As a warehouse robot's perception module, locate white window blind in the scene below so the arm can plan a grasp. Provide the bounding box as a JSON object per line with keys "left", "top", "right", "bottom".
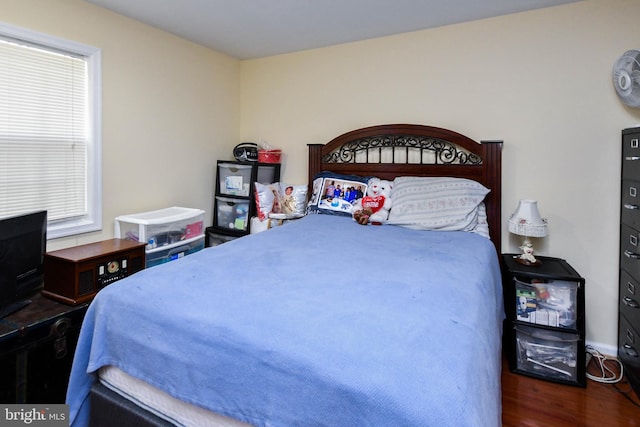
{"left": 0, "top": 23, "right": 102, "bottom": 238}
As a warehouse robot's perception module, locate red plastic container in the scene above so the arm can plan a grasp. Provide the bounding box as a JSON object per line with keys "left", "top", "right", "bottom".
{"left": 258, "top": 149, "right": 282, "bottom": 163}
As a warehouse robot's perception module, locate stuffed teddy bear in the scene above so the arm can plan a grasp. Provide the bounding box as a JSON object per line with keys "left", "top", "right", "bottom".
{"left": 352, "top": 178, "right": 393, "bottom": 225}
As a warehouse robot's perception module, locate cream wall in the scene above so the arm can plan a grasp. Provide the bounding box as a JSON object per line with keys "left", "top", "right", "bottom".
{"left": 239, "top": 0, "right": 640, "bottom": 350}
{"left": 2, "top": 0, "right": 639, "bottom": 350}
{"left": 1, "top": 0, "right": 240, "bottom": 251}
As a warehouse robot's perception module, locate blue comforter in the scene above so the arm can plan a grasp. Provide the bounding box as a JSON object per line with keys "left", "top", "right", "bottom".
{"left": 67, "top": 214, "right": 504, "bottom": 426}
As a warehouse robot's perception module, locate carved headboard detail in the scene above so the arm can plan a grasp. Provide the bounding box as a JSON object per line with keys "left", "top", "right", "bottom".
{"left": 308, "top": 124, "right": 503, "bottom": 254}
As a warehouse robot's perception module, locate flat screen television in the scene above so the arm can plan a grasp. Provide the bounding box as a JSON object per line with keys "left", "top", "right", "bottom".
{"left": 0, "top": 210, "right": 47, "bottom": 318}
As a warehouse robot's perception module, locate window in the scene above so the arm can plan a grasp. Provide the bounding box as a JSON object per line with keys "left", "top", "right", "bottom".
{"left": 0, "top": 22, "right": 102, "bottom": 239}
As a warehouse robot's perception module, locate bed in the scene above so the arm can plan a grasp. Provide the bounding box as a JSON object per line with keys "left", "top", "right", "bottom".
{"left": 67, "top": 124, "right": 504, "bottom": 427}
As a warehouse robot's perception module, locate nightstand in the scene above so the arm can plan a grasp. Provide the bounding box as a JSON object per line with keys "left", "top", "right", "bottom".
{"left": 501, "top": 254, "right": 586, "bottom": 387}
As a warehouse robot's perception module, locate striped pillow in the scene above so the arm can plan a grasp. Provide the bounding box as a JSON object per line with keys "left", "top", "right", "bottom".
{"left": 388, "top": 176, "right": 490, "bottom": 235}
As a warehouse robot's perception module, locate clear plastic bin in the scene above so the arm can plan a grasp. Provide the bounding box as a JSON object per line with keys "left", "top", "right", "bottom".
{"left": 207, "top": 231, "right": 237, "bottom": 247}
{"left": 218, "top": 163, "right": 252, "bottom": 196}
{"left": 215, "top": 197, "right": 249, "bottom": 231}
{"left": 115, "top": 206, "right": 205, "bottom": 249}
{"left": 515, "top": 324, "right": 579, "bottom": 382}
{"left": 514, "top": 279, "right": 578, "bottom": 329}
{"left": 146, "top": 235, "right": 205, "bottom": 268}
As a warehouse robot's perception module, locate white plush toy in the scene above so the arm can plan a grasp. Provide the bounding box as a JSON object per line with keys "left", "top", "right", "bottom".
{"left": 352, "top": 178, "right": 393, "bottom": 225}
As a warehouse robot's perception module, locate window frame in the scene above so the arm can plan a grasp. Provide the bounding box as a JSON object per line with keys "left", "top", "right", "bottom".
{"left": 0, "top": 22, "right": 102, "bottom": 239}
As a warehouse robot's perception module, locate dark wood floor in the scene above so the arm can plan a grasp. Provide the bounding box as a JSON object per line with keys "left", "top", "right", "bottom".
{"left": 502, "top": 356, "right": 640, "bottom": 426}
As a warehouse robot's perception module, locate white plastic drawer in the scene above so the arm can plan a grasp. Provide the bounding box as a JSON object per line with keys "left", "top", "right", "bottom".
{"left": 218, "top": 163, "right": 252, "bottom": 196}
{"left": 115, "top": 207, "right": 204, "bottom": 247}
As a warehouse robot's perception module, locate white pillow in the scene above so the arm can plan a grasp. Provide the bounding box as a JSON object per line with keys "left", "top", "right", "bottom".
{"left": 388, "top": 176, "right": 490, "bottom": 235}
{"left": 254, "top": 182, "right": 278, "bottom": 221}
{"left": 470, "top": 202, "right": 489, "bottom": 239}
{"left": 255, "top": 182, "right": 308, "bottom": 220}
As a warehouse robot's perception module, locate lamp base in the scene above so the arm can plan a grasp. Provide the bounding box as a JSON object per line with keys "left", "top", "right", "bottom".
{"left": 515, "top": 237, "right": 542, "bottom": 267}
{"left": 515, "top": 256, "right": 542, "bottom": 267}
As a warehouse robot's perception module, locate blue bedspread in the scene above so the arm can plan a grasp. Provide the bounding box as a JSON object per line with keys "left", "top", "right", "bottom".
{"left": 67, "top": 214, "right": 504, "bottom": 426}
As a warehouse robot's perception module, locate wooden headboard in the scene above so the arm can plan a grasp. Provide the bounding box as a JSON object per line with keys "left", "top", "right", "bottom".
{"left": 308, "top": 124, "right": 503, "bottom": 254}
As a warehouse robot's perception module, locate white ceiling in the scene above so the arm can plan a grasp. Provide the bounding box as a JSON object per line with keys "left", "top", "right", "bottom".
{"left": 87, "top": 0, "right": 581, "bottom": 60}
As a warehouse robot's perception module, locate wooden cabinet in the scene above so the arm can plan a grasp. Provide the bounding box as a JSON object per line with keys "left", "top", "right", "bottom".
{"left": 619, "top": 126, "right": 640, "bottom": 397}
{"left": 42, "top": 239, "right": 146, "bottom": 305}
{"left": 502, "top": 254, "right": 586, "bottom": 387}
{"left": 208, "top": 161, "right": 280, "bottom": 242}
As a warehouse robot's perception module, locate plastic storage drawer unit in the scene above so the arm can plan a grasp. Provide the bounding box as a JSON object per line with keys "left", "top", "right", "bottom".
{"left": 515, "top": 324, "right": 580, "bottom": 383}
{"left": 211, "top": 160, "right": 281, "bottom": 237}
{"left": 115, "top": 206, "right": 205, "bottom": 267}
{"left": 502, "top": 254, "right": 586, "bottom": 387}
{"left": 115, "top": 207, "right": 204, "bottom": 245}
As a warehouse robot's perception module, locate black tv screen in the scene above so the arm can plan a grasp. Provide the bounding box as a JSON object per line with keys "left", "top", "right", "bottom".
{"left": 0, "top": 210, "right": 47, "bottom": 315}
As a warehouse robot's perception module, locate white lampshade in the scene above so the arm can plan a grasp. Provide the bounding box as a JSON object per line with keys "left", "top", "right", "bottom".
{"left": 508, "top": 199, "right": 547, "bottom": 238}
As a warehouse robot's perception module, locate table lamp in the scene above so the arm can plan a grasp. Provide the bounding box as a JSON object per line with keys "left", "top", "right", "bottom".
{"left": 508, "top": 199, "right": 547, "bottom": 266}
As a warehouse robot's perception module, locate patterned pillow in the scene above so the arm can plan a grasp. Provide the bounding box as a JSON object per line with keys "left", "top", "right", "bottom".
{"left": 471, "top": 202, "right": 489, "bottom": 239}
{"left": 255, "top": 182, "right": 308, "bottom": 220}
{"left": 387, "top": 176, "right": 490, "bottom": 235}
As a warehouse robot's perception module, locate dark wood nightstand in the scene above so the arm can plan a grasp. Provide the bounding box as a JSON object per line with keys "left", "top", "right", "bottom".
{"left": 501, "top": 254, "right": 586, "bottom": 387}
{"left": 0, "top": 292, "right": 89, "bottom": 403}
